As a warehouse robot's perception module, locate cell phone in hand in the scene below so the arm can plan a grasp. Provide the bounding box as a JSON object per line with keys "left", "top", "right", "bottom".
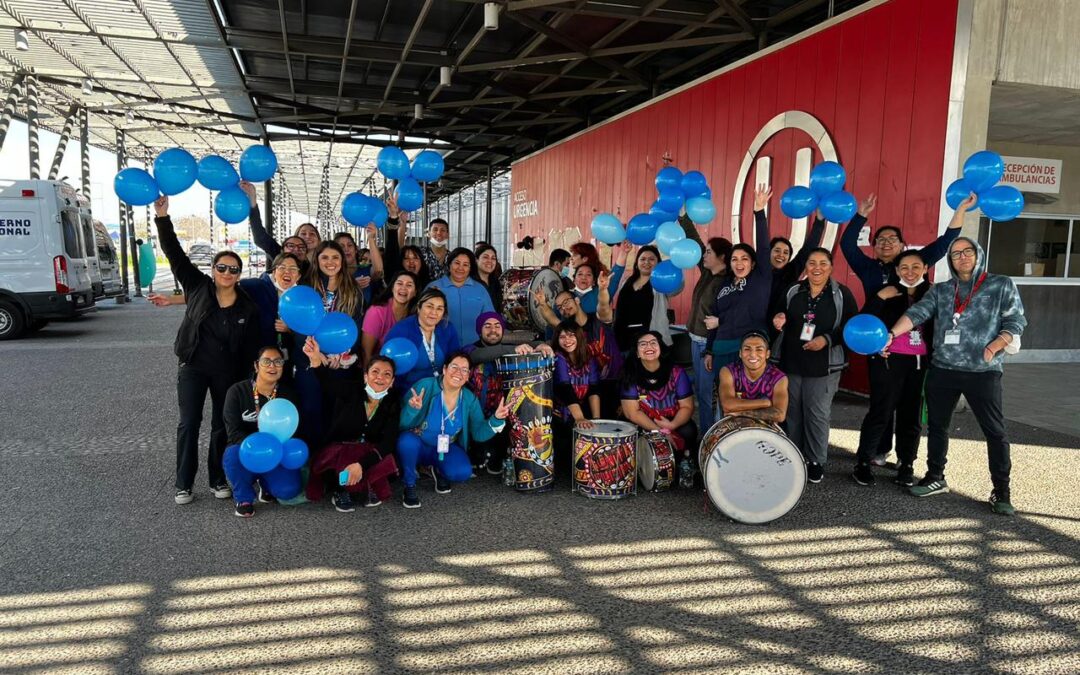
{"left": 339, "top": 470, "right": 349, "bottom": 486}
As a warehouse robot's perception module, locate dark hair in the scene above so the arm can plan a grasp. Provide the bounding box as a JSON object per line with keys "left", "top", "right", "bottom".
{"left": 706, "top": 237, "right": 732, "bottom": 261}
{"left": 270, "top": 252, "right": 302, "bottom": 271}
{"left": 574, "top": 261, "right": 598, "bottom": 285}
{"left": 282, "top": 235, "right": 306, "bottom": 250}
{"left": 442, "top": 349, "right": 472, "bottom": 374}
{"left": 400, "top": 244, "right": 430, "bottom": 286}
{"left": 255, "top": 344, "right": 284, "bottom": 361}
{"left": 727, "top": 243, "right": 757, "bottom": 274}
{"left": 305, "top": 241, "right": 361, "bottom": 316}
{"left": 873, "top": 225, "right": 904, "bottom": 243}
{"left": 429, "top": 217, "right": 449, "bottom": 230}
{"left": 549, "top": 248, "right": 571, "bottom": 266}
{"left": 768, "top": 236, "right": 793, "bottom": 256}
{"left": 621, "top": 330, "right": 673, "bottom": 393}
{"left": 366, "top": 354, "right": 396, "bottom": 375}
{"left": 805, "top": 247, "right": 833, "bottom": 263}
{"left": 552, "top": 319, "right": 589, "bottom": 367}
{"left": 332, "top": 232, "right": 359, "bottom": 266}
{"left": 414, "top": 287, "right": 448, "bottom": 314}
{"left": 896, "top": 249, "right": 925, "bottom": 265}
{"left": 740, "top": 330, "right": 771, "bottom": 349}
{"left": 373, "top": 270, "right": 420, "bottom": 309}
{"left": 626, "top": 245, "right": 661, "bottom": 287}
{"left": 212, "top": 250, "right": 242, "bottom": 271}
{"left": 447, "top": 247, "right": 480, "bottom": 281}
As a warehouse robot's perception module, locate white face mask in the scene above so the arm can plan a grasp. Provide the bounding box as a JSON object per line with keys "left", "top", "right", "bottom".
{"left": 575, "top": 286, "right": 593, "bottom": 295}
{"left": 365, "top": 384, "right": 389, "bottom": 400}
{"left": 430, "top": 237, "right": 449, "bottom": 248}
{"left": 899, "top": 277, "right": 925, "bottom": 289}
{"left": 561, "top": 266, "right": 572, "bottom": 278}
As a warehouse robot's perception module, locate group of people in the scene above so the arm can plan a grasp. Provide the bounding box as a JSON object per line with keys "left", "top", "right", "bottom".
{"left": 153, "top": 179, "right": 1026, "bottom": 518}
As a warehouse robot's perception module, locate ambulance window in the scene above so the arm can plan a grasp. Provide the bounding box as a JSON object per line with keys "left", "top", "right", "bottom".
{"left": 60, "top": 210, "right": 81, "bottom": 258}
{"left": 80, "top": 215, "right": 96, "bottom": 258}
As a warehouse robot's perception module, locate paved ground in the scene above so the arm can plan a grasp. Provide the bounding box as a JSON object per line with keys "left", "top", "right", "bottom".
{"left": 0, "top": 302, "right": 1077, "bottom": 674}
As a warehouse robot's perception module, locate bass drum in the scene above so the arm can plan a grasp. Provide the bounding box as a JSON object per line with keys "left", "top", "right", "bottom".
{"left": 699, "top": 415, "right": 806, "bottom": 524}
{"left": 500, "top": 267, "right": 566, "bottom": 332}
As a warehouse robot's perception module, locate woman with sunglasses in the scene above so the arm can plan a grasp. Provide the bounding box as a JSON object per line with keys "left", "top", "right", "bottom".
{"left": 154, "top": 196, "right": 261, "bottom": 506}
{"left": 383, "top": 288, "right": 460, "bottom": 392}
{"left": 221, "top": 346, "right": 303, "bottom": 517}
{"left": 397, "top": 351, "right": 511, "bottom": 508}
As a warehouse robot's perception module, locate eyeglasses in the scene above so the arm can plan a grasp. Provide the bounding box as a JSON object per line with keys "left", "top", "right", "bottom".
{"left": 214, "top": 263, "right": 241, "bottom": 275}
{"left": 445, "top": 363, "right": 470, "bottom": 374}
{"left": 949, "top": 247, "right": 977, "bottom": 260}
{"left": 275, "top": 265, "right": 301, "bottom": 274}
{"left": 637, "top": 340, "right": 660, "bottom": 349}
{"left": 875, "top": 236, "right": 901, "bottom": 245}
{"left": 283, "top": 242, "right": 307, "bottom": 252}
{"left": 557, "top": 298, "right": 577, "bottom": 311}
{"left": 258, "top": 357, "right": 285, "bottom": 367}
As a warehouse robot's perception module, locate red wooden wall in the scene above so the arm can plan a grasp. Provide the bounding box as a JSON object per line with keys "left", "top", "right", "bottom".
{"left": 510, "top": 0, "right": 959, "bottom": 320}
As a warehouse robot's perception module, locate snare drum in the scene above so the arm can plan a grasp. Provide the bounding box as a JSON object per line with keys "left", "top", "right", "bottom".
{"left": 573, "top": 420, "right": 637, "bottom": 499}
{"left": 699, "top": 415, "right": 805, "bottom": 524}
{"left": 496, "top": 353, "right": 555, "bottom": 492}
{"left": 637, "top": 431, "right": 676, "bottom": 492}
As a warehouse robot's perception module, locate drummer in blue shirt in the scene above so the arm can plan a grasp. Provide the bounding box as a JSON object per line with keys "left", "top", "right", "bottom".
{"left": 426, "top": 247, "right": 495, "bottom": 345}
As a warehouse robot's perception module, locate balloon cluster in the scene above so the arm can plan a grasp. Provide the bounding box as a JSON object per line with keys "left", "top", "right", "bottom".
{"left": 239, "top": 398, "right": 309, "bottom": 474}
{"left": 278, "top": 286, "right": 359, "bottom": 354}
{"left": 945, "top": 150, "right": 1024, "bottom": 222}
{"left": 780, "top": 162, "right": 857, "bottom": 222}
{"left": 113, "top": 146, "right": 279, "bottom": 226}
{"left": 355, "top": 146, "right": 446, "bottom": 218}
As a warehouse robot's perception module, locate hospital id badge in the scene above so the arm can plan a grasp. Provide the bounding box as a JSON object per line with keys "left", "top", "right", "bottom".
{"left": 944, "top": 329, "right": 961, "bottom": 345}
{"left": 437, "top": 433, "right": 450, "bottom": 458}
{"left": 800, "top": 323, "right": 816, "bottom": 341}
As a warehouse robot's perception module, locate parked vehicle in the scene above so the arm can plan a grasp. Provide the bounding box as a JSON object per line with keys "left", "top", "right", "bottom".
{"left": 92, "top": 220, "right": 124, "bottom": 298}
{"left": 76, "top": 194, "right": 104, "bottom": 299}
{"left": 189, "top": 243, "right": 214, "bottom": 269}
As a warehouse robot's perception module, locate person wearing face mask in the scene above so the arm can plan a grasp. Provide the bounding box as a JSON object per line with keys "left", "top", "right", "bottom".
{"left": 886, "top": 222, "right": 1026, "bottom": 515}
{"left": 426, "top": 247, "right": 495, "bottom": 345}
{"left": 548, "top": 249, "right": 572, "bottom": 281}
{"left": 361, "top": 270, "right": 419, "bottom": 365}
{"left": 397, "top": 352, "right": 511, "bottom": 508}
{"left": 419, "top": 218, "right": 452, "bottom": 280}
{"left": 853, "top": 250, "right": 935, "bottom": 488}
{"left": 718, "top": 331, "right": 788, "bottom": 422}
{"left": 303, "top": 339, "right": 402, "bottom": 512}
{"left": 221, "top": 346, "right": 303, "bottom": 518}
{"left": 154, "top": 196, "right": 261, "bottom": 506}
{"left": 384, "top": 288, "right": 460, "bottom": 392}
{"left": 474, "top": 244, "right": 504, "bottom": 311}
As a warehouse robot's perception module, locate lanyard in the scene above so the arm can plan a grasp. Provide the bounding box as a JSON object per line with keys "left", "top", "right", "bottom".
{"left": 252, "top": 380, "right": 276, "bottom": 414}
{"left": 952, "top": 273, "right": 987, "bottom": 324}
{"left": 421, "top": 330, "right": 437, "bottom": 373}
{"left": 803, "top": 286, "right": 825, "bottom": 322}
{"left": 438, "top": 390, "right": 460, "bottom": 435}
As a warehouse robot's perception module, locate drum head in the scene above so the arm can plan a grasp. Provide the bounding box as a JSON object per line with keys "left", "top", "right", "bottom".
{"left": 636, "top": 435, "right": 656, "bottom": 491}
{"left": 704, "top": 427, "right": 806, "bottom": 525}
{"left": 528, "top": 267, "right": 566, "bottom": 331}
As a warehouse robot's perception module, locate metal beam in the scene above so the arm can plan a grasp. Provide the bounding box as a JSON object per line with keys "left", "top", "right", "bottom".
{"left": 48, "top": 104, "right": 80, "bottom": 181}
{"left": 26, "top": 74, "right": 39, "bottom": 180}
{"left": 223, "top": 27, "right": 455, "bottom": 68}
{"left": 80, "top": 108, "right": 90, "bottom": 205}
{"left": 116, "top": 130, "right": 130, "bottom": 299}
{"left": 0, "top": 73, "right": 25, "bottom": 153}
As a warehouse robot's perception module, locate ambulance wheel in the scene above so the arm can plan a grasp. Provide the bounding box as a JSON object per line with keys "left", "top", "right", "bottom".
{"left": 0, "top": 300, "right": 25, "bottom": 340}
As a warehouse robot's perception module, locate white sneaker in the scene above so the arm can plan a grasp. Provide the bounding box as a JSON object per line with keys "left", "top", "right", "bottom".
{"left": 175, "top": 489, "right": 194, "bottom": 505}
{"left": 211, "top": 484, "right": 232, "bottom": 499}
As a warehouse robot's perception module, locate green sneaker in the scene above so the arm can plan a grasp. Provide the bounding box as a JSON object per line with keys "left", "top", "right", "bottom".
{"left": 990, "top": 491, "right": 1015, "bottom": 516}
{"left": 910, "top": 477, "right": 949, "bottom": 497}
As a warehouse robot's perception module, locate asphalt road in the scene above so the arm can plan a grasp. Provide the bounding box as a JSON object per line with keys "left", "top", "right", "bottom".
{"left": 0, "top": 302, "right": 1077, "bottom": 674}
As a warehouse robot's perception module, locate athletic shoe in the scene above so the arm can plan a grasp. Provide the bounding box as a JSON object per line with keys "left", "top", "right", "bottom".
{"left": 807, "top": 462, "right": 824, "bottom": 484}
{"left": 869, "top": 453, "right": 890, "bottom": 467}
{"left": 257, "top": 484, "right": 276, "bottom": 504}
{"left": 402, "top": 485, "right": 421, "bottom": 509}
{"left": 430, "top": 467, "right": 452, "bottom": 494}
{"left": 211, "top": 484, "right": 232, "bottom": 499}
{"left": 910, "top": 477, "right": 949, "bottom": 497}
{"left": 234, "top": 502, "right": 254, "bottom": 518}
{"left": 894, "top": 464, "right": 915, "bottom": 487}
{"left": 364, "top": 492, "right": 383, "bottom": 508}
{"left": 175, "top": 489, "right": 194, "bottom": 505}
{"left": 851, "top": 463, "right": 875, "bottom": 487}
{"left": 332, "top": 490, "right": 355, "bottom": 513}
{"left": 486, "top": 459, "right": 503, "bottom": 476}
{"left": 990, "top": 490, "right": 1015, "bottom": 516}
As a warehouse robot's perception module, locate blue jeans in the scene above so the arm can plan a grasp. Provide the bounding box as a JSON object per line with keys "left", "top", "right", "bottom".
{"left": 223, "top": 444, "right": 303, "bottom": 504}
{"left": 690, "top": 336, "right": 715, "bottom": 433}
{"left": 396, "top": 431, "right": 472, "bottom": 487}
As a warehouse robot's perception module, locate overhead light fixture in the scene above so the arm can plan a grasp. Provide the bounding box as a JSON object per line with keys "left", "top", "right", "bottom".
{"left": 439, "top": 66, "right": 452, "bottom": 87}
{"left": 15, "top": 28, "right": 29, "bottom": 51}
{"left": 414, "top": 103, "right": 424, "bottom": 120}
{"left": 82, "top": 78, "right": 93, "bottom": 95}
{"left": 483, "top": 3, "right": 499, "bottom": 31}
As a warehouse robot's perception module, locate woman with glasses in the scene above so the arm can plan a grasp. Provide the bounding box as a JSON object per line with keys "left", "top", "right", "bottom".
{"left": 221, "top": 346, "right": 303, "bottom": 518}
{"left": 154, "top": 196, "right": 261, "bottom": 506}
{"left": 426, "top": 247, "right": 495, "bottom": 345}
{"left": 621, "top": 330, "right": 697, "bottom": 467}
{"left": 242, "top": 181, "right": 320, "bottom": 270}
{"left": 383, "top": 288, "right": 460, "bottom": 392}
{"left": 397, "top": 351, "right": 510, "bottom": 508}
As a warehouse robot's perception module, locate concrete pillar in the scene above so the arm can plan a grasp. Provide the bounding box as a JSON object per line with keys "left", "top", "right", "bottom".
{"left": 26, "top": 74, "right": 39, "bottom": 179}
{"left": 0, "top": 73, "right": 25, "bottom": 153}
{"left": 48, "top": 105, "right": 79, "bottom": 181}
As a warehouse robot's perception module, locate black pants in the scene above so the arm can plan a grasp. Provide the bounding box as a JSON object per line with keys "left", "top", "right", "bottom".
{"left": 471, "top": 427, "right": 509, "bottom": 468}
{"left": 924, "top": 366, "right": 1011, "bottom": 491}
{"left": 176, "top": 364, "right": 232, "bottom": 490}
{"left": 857, "top": 355, "right": 926, "bottom": 466}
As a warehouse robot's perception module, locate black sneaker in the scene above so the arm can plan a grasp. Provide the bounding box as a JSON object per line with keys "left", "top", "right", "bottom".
{"left": 894, "top": 464, "right": 915, "bottom": 487}
{"left": 852, "top": 463, "right": 875, "bottom": 486}
{"left": 364, "top": 491, "right": 382, "bottom": 508}
{"left": 430, "top": 467, "right": 452, "bottom": 494}
{"left": 990, "top": 490, "right": 1015, "bottom": 516}
{"left": 807, "top": 462, "right": 824, "bottom": 484}
{"left": 175, "top": 489, "right": 194, "bottom": 505}
{"left": 402, "top": 485, "right": 421, "bottom": 509}
{"left": 910, "top": 476, "right": 949, "bottom": 497}
{"left": 332, "top": 490, "right": 355, "bottom": 513}
{"left": 211, "top": 484, "right": 232, "bottom": 499}
{"left": 485, "top": 455, "right": 503, "bottom": 475}
{"left": 257, "top": 484, "right": 276, "bottom": 504}
{"left": 234, "top": 502, "right": 254, "bottom": 518}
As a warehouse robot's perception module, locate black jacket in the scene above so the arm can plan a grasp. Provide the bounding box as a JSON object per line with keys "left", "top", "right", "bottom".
{"left": 223, "top": 379, "right": 299, "bottom": 445}
{"left": 155, "top": 215, "right": 261, "bottom": 371}
{"left": 863, "top": 279, "right": 935, "bottom": 359}
{"left": 776, "top": 279, "right": 858, "bottom": 377}
{"left": 314, "top": 367, "right": 401, "bottom": 459}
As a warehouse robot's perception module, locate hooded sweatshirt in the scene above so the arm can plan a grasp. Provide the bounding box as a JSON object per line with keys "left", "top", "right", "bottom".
{"left": 903, "top": 237, "right": 1026, "bottom": 373}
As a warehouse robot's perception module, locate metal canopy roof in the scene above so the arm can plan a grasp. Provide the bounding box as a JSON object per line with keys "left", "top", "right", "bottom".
{"left": 0, "top": 0, "right": 870, "bottom": 219}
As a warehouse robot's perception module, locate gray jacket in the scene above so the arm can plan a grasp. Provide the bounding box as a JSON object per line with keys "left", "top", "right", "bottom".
{"left": 904, "top": 237, "right": 1026, "bottom": 373}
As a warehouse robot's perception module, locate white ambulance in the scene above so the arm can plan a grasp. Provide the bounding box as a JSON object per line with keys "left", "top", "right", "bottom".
{"left": 0, "top": 179, "right": 98, "bottom": 339}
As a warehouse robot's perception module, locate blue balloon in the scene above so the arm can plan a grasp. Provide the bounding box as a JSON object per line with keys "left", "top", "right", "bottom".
{"left": 197, "top": 155, "right": 239, "bottom": 191}
{"left": 342, "top": 192, "right": 376, "bottom": 226}
{"left": 114, "top": 168, "right": 159, "bottom": 206}
{"left": 280, "top": 438, "right": 309, "bottom": 471}
{"left": 963, "top": 150, "right": 1004, "bottom": 193}
{"left": 779, "top": 186, "right": 818, "bottom": 219}
{"left": 655, "top": 166, "right": 683, "bottom": 192}
{"left": 395, "top": 177, "right": 424, "bottom": 212}
{"left": 818, "top": 190, "right": 858, "bottom": 223}
{"left": 978, "top": 185, "right": 1024, "bottom": 222}
{"left": 656, "top": 188, "right": 685, "bottom": 214}
{"left": 258, "top": 398, "right": 299, "bottom": 443}
{"left": 380, "top": 337, "right": 418, "bottom": 374}
{"left": 669, "top": 238, "right": 702, "bottom": 269}
{"left": 650, "top": 260, "right": 683, "bottom": 294}
{"left": 377, "top": 146, "right": 410, "bottom": 180}
{"left": 370, "top": 199, "right": 389, "bottom": 228}
{"left": 649, "top": 202, "right": 677, "bottom": 223}
{"left": 702, "top": 187, "right": 712, "bottom": 200}
{"left": 152, "top": 148, "right": 197, "bottom": 196}
{"left": 214, "top": 186, "right": 250, "bottom": 224}
{"left": 685, "top": 197, "right": 716, "bottom": 224}
{"left": 239, "top": 145, "right": 278, "bottom": 182}
{"left": 626, "top": 213, "right": 660, "bottom": 245}
{"left": 655, "top": 221, "right": 685, "bottom": 255}
{"left": 680, "top": 170, "right": 708, "bottom": 198}
{"left": 809, "top": 161, "right": 846, "bottom": 196}
{"left": 946, "top": 179, "right": 979, "bottom": 211}
{"left": 279, "top": 285, "right": 326, "bottom": 335}
{"left": 843, "top": 314, "right": 889, "bottom": 356}
{"left": 411, "top": 150, "right": 445, "bottom": 183}
{"left": 591, "top": 212, "right": 625, "bottom": 245}
{"left": 239, "top": 432, "right": 283, "bottom": 474}
{"left": 315, "top": 311, "right": 359, "bottom": 355}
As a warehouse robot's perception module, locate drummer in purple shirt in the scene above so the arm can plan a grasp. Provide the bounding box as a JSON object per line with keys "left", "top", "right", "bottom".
{"left": 718, "top": 331, "right": 789, "bottom": 424}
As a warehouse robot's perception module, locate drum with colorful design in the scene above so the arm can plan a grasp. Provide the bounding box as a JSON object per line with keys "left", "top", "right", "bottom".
{"left": 496, "top": 353, "right": 555, "bottom": 492}
{"left": 573, "top": 420, "right": 637, "bottom": 499}
{"left": 500, "top": 267, "right": 564, "bottom": 333}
